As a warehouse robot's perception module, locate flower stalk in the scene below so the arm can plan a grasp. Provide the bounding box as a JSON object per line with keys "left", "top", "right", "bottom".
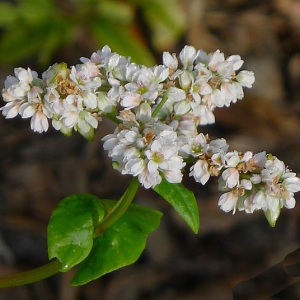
{"left": 0, "top": 259, "right": 62, "bottom": 288}
{"left": 94, "top": 177, "right": 140, "bottom": 237}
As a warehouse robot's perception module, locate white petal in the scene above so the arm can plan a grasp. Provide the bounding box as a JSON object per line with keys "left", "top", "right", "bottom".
{"left": 189, "top": 160, "right": 210, "bottom": 185}
{"left": 83, "top": 92, "right": 97, "bottom": 109}
{"left": 30, "top": 112, "right": 49, "bottom": 133}
{"left": 218, "top": 192, "right": 238, "bottom": 213}
{"left": 283, "top": 177, "right": 300, "bottom": 193}
{"left": 167, "top": 87, "right": 186, "bottom": 102}
{"left": 162, "top": 51, "right": 178, "bottom": 70}
{"left": 121, "top": 92, "right": 141, "bottom": 109}
{"left": 236, "top": 70, "right": 255, "bottom": 88}
{"left": 222, "top": 168, "right": 239, "bottom": 188}
{"left": 211, "top": 89, "right": 226, "bottom": 107}
{"left": 20, "top": 104, "right": 36, "bottom": 118}
{"left": 1, "top": 101, "right": 20, "bottom": 118}
{"left": 179, "top": 45, "right": 197, "bottom": 68}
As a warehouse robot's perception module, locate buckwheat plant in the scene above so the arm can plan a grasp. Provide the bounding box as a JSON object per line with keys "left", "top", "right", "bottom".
{"left": 1, "top": 45, "right": 300, "bottom": 288}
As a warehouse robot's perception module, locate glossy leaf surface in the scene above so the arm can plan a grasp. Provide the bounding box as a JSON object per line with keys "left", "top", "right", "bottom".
{"left": 153, "top": 178, "right": 200, "bottom": 234}
{"left": 71, "top": 200, "right": 162, "bottom": 285}
{"left": 48, "top": 194, "right": 105, "bottom": 271}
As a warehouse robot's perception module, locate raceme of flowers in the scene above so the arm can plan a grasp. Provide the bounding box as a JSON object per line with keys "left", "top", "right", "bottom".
{"left": 1, "top": 45, "right": 299, "bottom": 225}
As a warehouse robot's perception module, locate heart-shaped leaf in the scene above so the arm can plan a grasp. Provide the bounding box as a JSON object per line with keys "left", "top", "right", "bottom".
{"left": 48, "top": 194, "right": 105, "bottom": 271}
{"left": 71, "top": 200, "right": 162, "bottom": 285}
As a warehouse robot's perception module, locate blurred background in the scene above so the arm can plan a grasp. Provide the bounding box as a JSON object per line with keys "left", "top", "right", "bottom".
{"left": 1, "top": 0, "right": 300, "bottom": 299}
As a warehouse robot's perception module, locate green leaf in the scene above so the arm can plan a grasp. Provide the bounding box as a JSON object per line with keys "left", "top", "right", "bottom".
{"left": 48, "top": 194, "right": 105, "bottom": 272}
{"left": 71, "top": 200, "right": 162, "bottom": 285}
{"left": 153, "top": 178, "right": 200, "bottom": 234}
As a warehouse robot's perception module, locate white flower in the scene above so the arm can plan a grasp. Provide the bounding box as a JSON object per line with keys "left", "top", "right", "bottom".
{"left": 19, "top": 102, "right": 50, "bottom": 133}
{"left": 96, "top": 92, "right": 116, "bottom": 114}
{"left": 211, "top": 156, "right": 226, "bottom": 176}
{"left": 120, "top": 67, "right": 163, "bottom": 109}
{"left": 19, "top": 102, "right": 36, "bottom": 118}
{"left": 144, "top": 130, "right": 185, "bottom": 185}
{"left": 0, "top": 101, "right": 21, "bottom": 118}
{"left": 253, "top": 151, "right": 267, "bottom": 168}
{"left": 166, "top": 87, "right": 186, "bottom": 103}
{"left": 180, "top": 133, "right": 208, "bottom": 157}
{"left": 123, "top": 148, "right": 145, "bottom": 176}
{"left": 239, "top": 193, "right": 262, "bottom": 213}
{"left": 241, "top": 179, "right": 252, "bottom": 190}
{"left": 207, "top": 50, "right": 225, "bottom": 72}
{"left": 190, "top": 160, "right": 210, "bottom": 185}
{"left": 190, "top": 79, "right": 212, "bottom": 103}
{"left": 220, "top": 82, "right": 243, "bottom": 106}
{"left": 190, "top": 103, "right": 215, "bottom": 125}
{"left": 179, "top": 45, "right": 198, "bottom": 70}
{"left": 102, "top": 132, "right": 119, "bottom": 152}
{"left": 173, "top": 100, "right": 191, "bottom": 116}
{"left": 44, "top": 85, "right": 64, "bottom": 115}
{"left": 226, "top": 55, "right": 244, "bottom": 71}
{"left": 75, "top": 59, "right": 100, "bottom": 79}
{"left": 236, "top": 70, "right": 255, "bottom": 88}
{"left": 162, "top": 51, "right": 178, "bottom": 71}
{"left": 221, "top": 167, "right": 239, "bottom": 188}
{"left": 121, "top": 92, "right": 142, "bottom": 109}
{"left": 151, "top": 65, "right": 169, "bottom": 83}
{"left": 250, "top": 174, "right": 262, "bottom": 184}
{"left": 61, "top": 99, "right": 98, "bottom": 139}
{"left": 178, "top": 70, "right": 193, "bottom": 90}
{"left": 261, "top": 157, "right": 285, "bottom": 183}
{"left": 42, "top": 63, "right": 68, "bottom": 85}
{"left": 281, "top": 172, "right": 300, "bottom": 193}
{"left": 209, "top": 138, "right": 229, "bottom": 155}
{"left": 218, "top": 191, "right": 238, "bottom": 213}
{"left": 177, "top": 117, "right": 198, "bottom": 137}
{"left": 69, "top": 65, "right": 101, "bottom": 92}
{"left": 2, "top": 68, "right": 39, "bottom": 103}
{"left": 30, "top": 110, "right": 49, "bottom": 133}
{"left": 15, "top": 67, "right": 37, "bottom": 83}
{"left": 135, "top": 102, "right": 152, "bottom": 123}
{"left": 89, "top": 45, "right": 113, "bottom": 65}
{"left": 138, "top": 168, "right": 162, "bottom": 189}
{"left": 224, "top": 150, "right": 240, "bottom": 167}
{"left": 281, "top": 190, "right": 296, "bottom": 209}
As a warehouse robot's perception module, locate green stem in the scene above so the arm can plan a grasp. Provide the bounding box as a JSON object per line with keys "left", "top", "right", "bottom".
{"left": 94, "top": 177, "right": 140, "bottom": 237}
{"left": 0, "top": 178, "right": 140, "bottom": 288}
{"left": 0, "top": 259, "right": 62, "bottom": 288}
{"left": 152, "top": 92, "right": 168, "bottom": 118}
{"left": 103, "top": 112, "right": 122, "bottom": 124}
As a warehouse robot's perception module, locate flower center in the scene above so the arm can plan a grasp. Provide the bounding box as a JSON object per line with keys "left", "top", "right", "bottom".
{"left": 57, "top": 78, "right": 80, "bottom": 97}
{"left": 152, "top": 151, "right": 164, "bottom": 163}
{"left": 208, "top": 76, "right": 221, "bottom": 89}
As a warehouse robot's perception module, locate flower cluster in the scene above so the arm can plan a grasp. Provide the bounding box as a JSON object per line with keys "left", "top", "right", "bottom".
{"left": 189, "top": 138, "right": 300, "bottom": 226}
{"left": 1, "top": 45, "right": 299, "bottom": 225}
{"left": 1, "top": 45, "right": 254, "bottom": 137}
